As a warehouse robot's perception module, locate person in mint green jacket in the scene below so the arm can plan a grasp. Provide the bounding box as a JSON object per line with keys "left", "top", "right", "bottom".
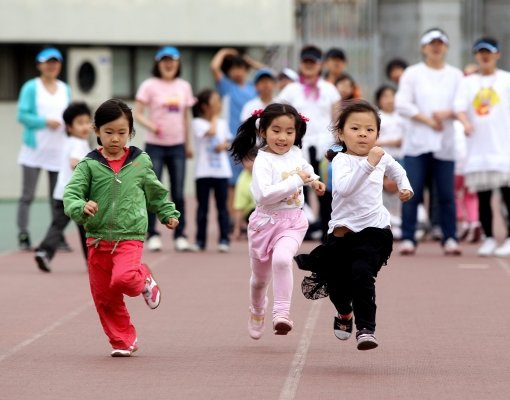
{"left": 16, "top": 47, "right": 72, "bottom": 251}
{"left": 64, "top": 99, "right": 180, "bottom": 357}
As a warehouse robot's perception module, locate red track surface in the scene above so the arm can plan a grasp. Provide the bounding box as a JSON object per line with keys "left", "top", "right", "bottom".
{"left": 1, "top": 231, "right": 510, "bottom": 399}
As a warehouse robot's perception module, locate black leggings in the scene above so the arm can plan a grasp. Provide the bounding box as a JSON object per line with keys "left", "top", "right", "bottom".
{"left": 477, "top": 187, "right": 510, "bottom": 238}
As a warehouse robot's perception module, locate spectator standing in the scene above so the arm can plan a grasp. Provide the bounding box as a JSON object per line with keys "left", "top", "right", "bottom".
{"left": 455, "top": 37, "right": 510, "bottom": 256}
{"left": 190, "top": 89, "right": 232, "bottom": 252}
{"left": 134, "top": 46, "right": 195, "bottom": 252}
{"left": 16, "top": 47, "right": 71, "bottom": 251}
{"left": 240, "top": 68, "right": 276, "bottom": 123}
{"left": 395, "top": 28, "right": 463, "bottom": 256}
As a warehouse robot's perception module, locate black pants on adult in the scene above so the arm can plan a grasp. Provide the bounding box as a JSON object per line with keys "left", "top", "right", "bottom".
{"left": 36, "top": 200, "right": 87, "bottom": 261}
{"left": 323, "top": 227, "right": 393, "bottom": 332}
{"left": 477, "top": 187, "right": 510, "bottom": 238}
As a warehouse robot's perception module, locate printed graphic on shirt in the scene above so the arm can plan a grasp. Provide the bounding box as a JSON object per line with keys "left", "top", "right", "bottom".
{"left": 282, "top": 168, "right": 303, "bottom": 206}
{"left": 164, "top": 96, "right": 181, "bottom": 112}
{"left": 472, "top": 87, "right": 499, "bottom": 116}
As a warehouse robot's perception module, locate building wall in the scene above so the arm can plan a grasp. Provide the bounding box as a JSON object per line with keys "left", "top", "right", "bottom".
{"left": 0, "top": 0, "right": 295, "bottom": 46}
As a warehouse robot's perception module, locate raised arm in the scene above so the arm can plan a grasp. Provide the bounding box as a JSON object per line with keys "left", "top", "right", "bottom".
{"left": 210, "top": 48, "right": 239, "bottom": 82}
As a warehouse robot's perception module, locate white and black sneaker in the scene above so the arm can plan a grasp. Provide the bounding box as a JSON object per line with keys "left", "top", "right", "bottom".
{"left": 356, "top": 328, "right": 378, "bottom": 350}
{"left": 35, "top": 250, "right": 51, "bottom": 273}
{"left": 333, "top": 314, "right": 353, "bottom": 340}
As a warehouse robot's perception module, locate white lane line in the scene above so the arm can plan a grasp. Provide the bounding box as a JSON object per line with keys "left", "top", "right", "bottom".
{"left": 279, "top": 300, "right": 322, "bottom": 400}
{"left": 495, "top": 258, "right": 510, "bottom": 276}
{"left": 0, "top": 301, "right": 93, "bottom": 363}
{"left": 458, "top": 263, "right": 489, "bottom": 270}
{"left": 0, "top": 253, "right": 170, "bottom": 363}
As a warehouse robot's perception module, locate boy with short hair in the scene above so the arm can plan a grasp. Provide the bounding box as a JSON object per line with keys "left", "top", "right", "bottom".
{"left": 34, "top": 102, "right": 92, "bottom": 272}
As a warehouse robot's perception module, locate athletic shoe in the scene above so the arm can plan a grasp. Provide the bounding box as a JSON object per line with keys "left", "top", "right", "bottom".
{"left": 218, "top": 243, "right": 230, "bottom": 253}
{"left": 478, "top": 237, "right": 497, "bottom": 257}
{"left": 399, "top": 240, "right": 416, "bottom": 256}
{"left": 188, "top": 243, "right": 205, "bottom": 252}
{"left": 174, "top": 236, "right": 191, "bottom": 252}
{"left": 111, "top": 340, "right": 138, "bottom": 357}
{"left": 273, "top": 316, "right": 293, "bottom": 335}
{"left": 18, "top": 232, "right": 31, "bottom": 251}
{"left": 146, "top": 235, "right": 162, "bottom": 252}
{"left": 356, "top": 329, "right": 378, "bottom": 351}
{"left": 248, "top": 312, "right": 265, "bottom": 340}
{"left": 34, "top": 250, "right": 51, "bottom": 273}
{"left": 494, "top": 238, "right": 510, "bottom": 257}
{"left": 333, "top": 314, "right": 353, "bottom": 340}
{"left": 443, "top": 238, "right": 462, "bottom": 256}
{"left": 142, "top": 265, "right": 161, "bottom": 309}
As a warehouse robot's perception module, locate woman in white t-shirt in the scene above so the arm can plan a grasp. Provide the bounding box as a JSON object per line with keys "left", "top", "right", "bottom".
{"left": 190, "top": 89, "right": 233, "bottom": 252}
{"left": 16, "top": 47, "right": 71, "bottom": 251}
{"left": 455, "top": 37, "right": 510, "bottom": 257}
{"left": 134, "top": 46, "right": 195, "bottom": 252}
{"left": 395, "top": 28, "right": 463, "bottom": 256}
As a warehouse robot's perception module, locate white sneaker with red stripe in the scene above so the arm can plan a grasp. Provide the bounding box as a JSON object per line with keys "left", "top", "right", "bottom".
{"left": 142, "top": 264, "right": 161, "bottom": 309}
{"left": 111, "top": 339, "right": 139, "bottom": 357}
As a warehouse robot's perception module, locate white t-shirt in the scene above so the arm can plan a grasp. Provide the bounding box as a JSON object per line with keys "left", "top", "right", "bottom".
{"left": 395, "top": 62, "right": 463, "bottom": 161}
{"left": 240, "top": 97, "right": 274, "bottom": 125}
{"left": 276, "top": 79, "right": 340, "bottom": 162}
{"left": 192, "top": 117, "right": 233, "bottom": 179}
{"left": 251, "top": 145, "right": 319, "bottom": 213}
{"left": 378, "top": 110, "right": 406, "bottom": 159}
{"left": 453, "top": 70, "right": 510, "bottom": 174}
{"left": 53, "top": 136, "right": 91, "bottom": 200}
{"left": 17, "top": 79, "right": 68, "bottom": 171}
{"left": 328, "top": 152, "right": 413, "bottom": 233}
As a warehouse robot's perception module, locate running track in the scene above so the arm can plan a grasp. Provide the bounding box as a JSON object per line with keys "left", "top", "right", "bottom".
{"left": 1, "top": 230, "right": 510, "bottom": 399}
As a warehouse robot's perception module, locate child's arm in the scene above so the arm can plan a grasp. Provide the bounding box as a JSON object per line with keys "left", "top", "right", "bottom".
{"left": 332, "top": 155, "right": 373, "bottom": 196}
{"left": 384, "top": 155, "right": 414, "bottom": 202}
{"left": 63, "top": 161, "right": 92, "bottom": 225}
{"left": 210, "top": 48, "right": 238, "bottom": 82}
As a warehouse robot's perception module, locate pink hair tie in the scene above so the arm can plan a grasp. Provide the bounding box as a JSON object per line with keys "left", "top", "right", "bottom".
{"left": 299, "top": 113, "right": 310, "bottom": 123}
{"left": 251, "top": 109, "right": 264, "bottom": 118}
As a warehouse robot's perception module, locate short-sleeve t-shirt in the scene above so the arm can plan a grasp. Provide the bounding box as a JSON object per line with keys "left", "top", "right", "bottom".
{"left": 136, "top": 77, "right": 195, "bottom": 146}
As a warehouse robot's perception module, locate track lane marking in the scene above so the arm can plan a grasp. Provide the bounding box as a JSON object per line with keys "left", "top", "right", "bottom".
{"left": 279, "top": 300, "right": 322, "bottom": 400}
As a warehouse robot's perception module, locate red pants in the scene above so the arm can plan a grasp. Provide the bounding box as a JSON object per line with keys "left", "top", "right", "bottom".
{"left": 87, "top": 238, "right": 148, "bottom": 350}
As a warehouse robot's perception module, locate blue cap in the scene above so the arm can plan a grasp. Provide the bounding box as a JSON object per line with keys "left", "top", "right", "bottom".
{"left": 254, "top": 68, "right": 276, "bottom": 83}
{"left": 473, "top": 38, "right": 499, "bottom": 54}
{"left": 155, "top": 46, "right": 180, "bottom": 61}
{"left": 36, "top": 48, "right": 63, "bottom": 63}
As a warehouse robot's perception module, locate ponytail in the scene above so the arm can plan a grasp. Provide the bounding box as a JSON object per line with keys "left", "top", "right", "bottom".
{"left": 230, "top": 115, "right": 259, "bottom": 164}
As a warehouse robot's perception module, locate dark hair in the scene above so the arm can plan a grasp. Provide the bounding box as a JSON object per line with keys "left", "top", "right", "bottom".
{"left": 94, "top": 98, "right": 135, "bottom": 145}
{"left": 192, "top": 88, "right": 215, "bottom": 118}
{"left": 230, "top": 103, "right": 307, "bottom": 164}
{"left": 63, "top": 102, "right": 91, "bottom": 136}
{"left": 374, "top": 84, "right": 396, "bottom": 108}
{"left": 327, "top": 99, "right": 381, "bottom": 160}
{"left": 385, "top": 58, "right": 408, "bottom": 79}
{"left": 151, "top": 60, "right": 181, "bottom": 78}
{"left": 221, "top": 55, "right": 250, "bottom": 75}
{"left": 335, "top": 73, "right": 357, "bottom": 100}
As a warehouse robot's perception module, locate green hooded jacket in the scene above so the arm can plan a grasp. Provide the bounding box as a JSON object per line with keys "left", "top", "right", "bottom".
{"left": 64, "top": 146, "right": 180, "bottom": 242}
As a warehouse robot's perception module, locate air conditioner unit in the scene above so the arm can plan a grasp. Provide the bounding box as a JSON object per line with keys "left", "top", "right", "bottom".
{"left": 67, "top": 48, "right": 112, "bottom": 109}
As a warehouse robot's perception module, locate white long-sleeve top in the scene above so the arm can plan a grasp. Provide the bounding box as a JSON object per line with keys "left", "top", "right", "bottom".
{"left": 395, "top": 62, "right": 463, "bottom": 161}
{"left": 251, "top": 145, "right": 319, "bottom": 213}
{"left": 328, "top": 152, "right": 413, "bottom": 233}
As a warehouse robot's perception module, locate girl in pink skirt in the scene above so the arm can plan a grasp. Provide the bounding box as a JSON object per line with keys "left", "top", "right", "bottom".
{"left": 230, "top": 103, "right": 326, "bottom": 339}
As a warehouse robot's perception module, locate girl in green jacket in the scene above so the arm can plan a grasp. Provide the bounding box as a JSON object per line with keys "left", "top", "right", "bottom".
{"left": 64, "top": 99, "right": 180, "bottom": 357}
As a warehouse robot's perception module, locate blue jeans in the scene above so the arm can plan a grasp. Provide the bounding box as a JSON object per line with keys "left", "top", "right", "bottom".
{"left": 195, "top": 177, "right": 230, "bottom": 248}
{"left": 401, "top": 153, "right": 457, "bottom": 244}
{"left": 145, "top": 143, "right": 187, "bottom": 239}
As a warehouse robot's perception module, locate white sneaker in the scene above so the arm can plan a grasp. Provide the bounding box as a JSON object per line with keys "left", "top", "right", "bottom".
{"left": 478, "top": 237, "right": 497, "bottom": 257}
{"left": 494, "top": 238, "right": 510, "bottom": 257}
{"left": 218, "top": 243, "right": 230, "bottom": 253}
{"left": 443, "top": 238, "right": 462, "bottom": 256}
{"left": 174, "top": 236, "right": 191, "bottom": 252}
{"left": 399, "top": 240, "right": 416, "bottom": 255}
{"left": 146, "top": 235, "right": 162, "bottom": 252}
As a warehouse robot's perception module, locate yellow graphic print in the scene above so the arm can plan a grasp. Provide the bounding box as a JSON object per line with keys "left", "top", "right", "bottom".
{"left": 281, "top": 168, "right": 303, "bottom": 206}
{"left": 472, "top": 87, "right": 499, "bottom": 116}
{"left": 164, "top": 96, "right": 180, "bottom": 112}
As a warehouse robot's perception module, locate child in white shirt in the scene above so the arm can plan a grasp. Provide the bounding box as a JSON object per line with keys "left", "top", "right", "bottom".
{"left": 295, "top": 100, "right": 413, "bottom": 351}
{"left": 230, "top": 103, "right": 326, "bottom": 340}
{"left": 190, "top": 89, "right": 233, "bottom": 252}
